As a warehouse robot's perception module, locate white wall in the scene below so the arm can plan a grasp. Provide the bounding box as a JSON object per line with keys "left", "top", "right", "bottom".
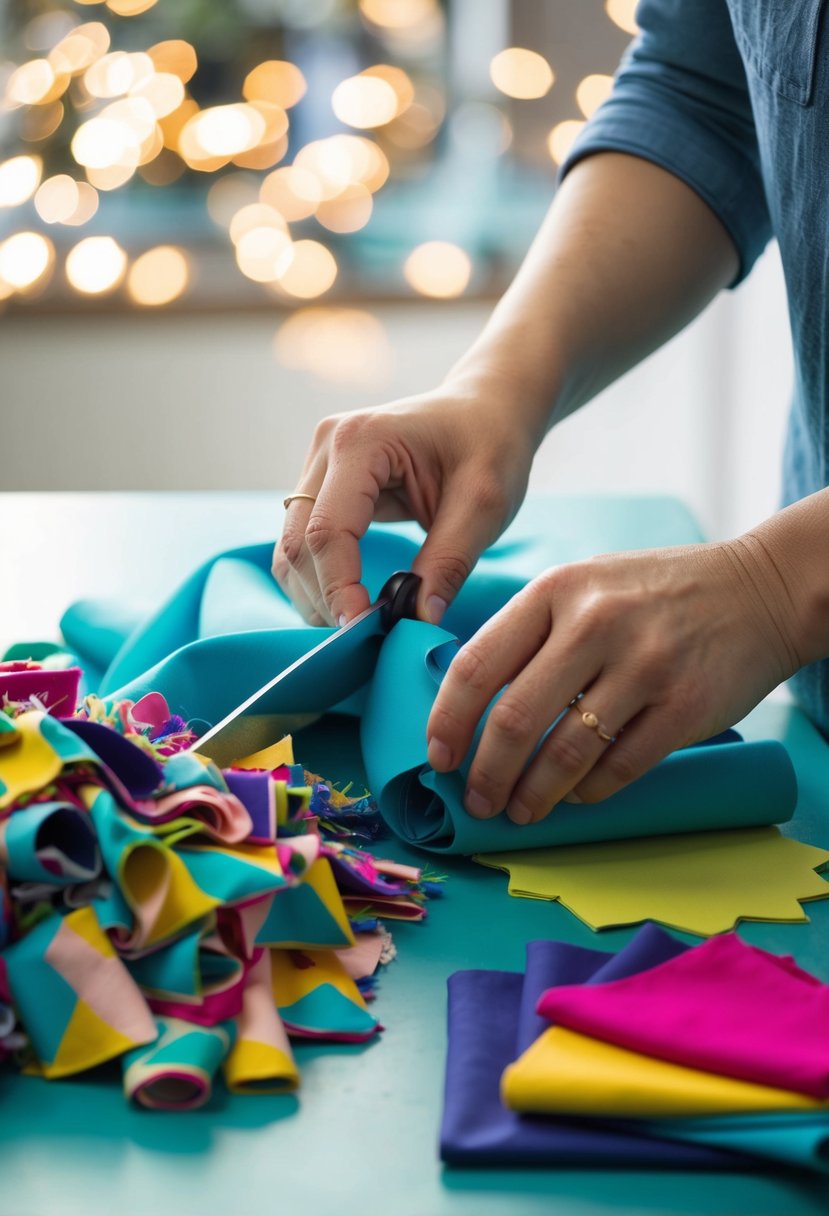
{"left": 0, "top": 242, "right": 792, "bottom": 542}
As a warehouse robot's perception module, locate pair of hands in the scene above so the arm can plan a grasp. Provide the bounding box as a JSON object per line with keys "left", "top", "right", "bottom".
{"left": 273, "top": 387, "right": 801, "bottom": 826}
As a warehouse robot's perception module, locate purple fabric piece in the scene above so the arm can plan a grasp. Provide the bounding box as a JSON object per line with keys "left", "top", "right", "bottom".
{"left": 441, "top": 926, "right": 742, "bottom": 1169}
{"left": 223, "top": 770, "right": 273, "bottom": 842}
{"left": 62, "top": 720, "right": 162, "bottom": 799}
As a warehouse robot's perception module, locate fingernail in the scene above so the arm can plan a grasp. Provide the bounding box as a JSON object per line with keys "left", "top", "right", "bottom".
{"left": 508, "top": 803, "right": 532, "bottom": 825}
{"left": 426, "top": 595, "right": 448, "bottom": 625}
{"left": 427, "top": 736, "right": 452, "bottom": 770}
{"left": 338, "top": 613, "right": 347, "bottom": 628}
{"left": 562, "top": 791, "right": 582, "bottom": 804}
{"left": 465, "top": 788, "right": 492, "bottom": 818}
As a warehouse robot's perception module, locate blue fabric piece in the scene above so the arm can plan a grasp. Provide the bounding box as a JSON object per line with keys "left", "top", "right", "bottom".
{"left": 56, "top": 502, "right": 799, "bottom": 856}
{"left": 442, "top": 924, "right": 829, "bottom": 1172}
{"left": 560, "top": 0, "right": 829, "bottom": 734}
{"left": 441, "top": 933, "right": 739, "bottom": 1168}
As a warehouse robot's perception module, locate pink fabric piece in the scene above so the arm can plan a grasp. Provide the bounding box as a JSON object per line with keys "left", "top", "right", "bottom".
{"left": 538, "top": 932, "right": 829, "bottom": 1099}
{"left": 134, "top": 785, "right": 253, "bottom": 843}
{"left": 0, "top": 666, "right": 81, "bottom": 718}
{"left": 335, "top": 932, "right": 385, "bottom": 982}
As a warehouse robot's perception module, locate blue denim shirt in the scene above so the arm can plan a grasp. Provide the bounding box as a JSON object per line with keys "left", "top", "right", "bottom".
{"left": 562, "top": 0, "right": 829, "bottom": 731}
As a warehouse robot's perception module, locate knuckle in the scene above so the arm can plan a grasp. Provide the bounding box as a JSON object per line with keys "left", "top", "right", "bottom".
{"left": 450, "top": 645, "right": 490, "bottom": 694}
{"left": 433, "top": 549, "right": 474, "bottom": 594}
{"left": 331, "top": 411, "right": 372, "bottom": 451}
{"left": 280, "top": 527, "right": 306, "bottom": 568}
{"left": 489, "top": 696, "right": 538, "bottom": 746}
{"left": 312, "top": 413, "right": 341, "bottom": 446}
{"left": 304, "top": 515, "right": 337, "bottom": 558}
{"left": 542, "top": 731, "right": 588, "bottom": 778}
{"left": 513, "top": 781, "right": 550, "bottom": 818}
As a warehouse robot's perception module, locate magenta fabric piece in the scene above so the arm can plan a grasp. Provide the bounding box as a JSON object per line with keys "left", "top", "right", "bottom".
{"left": 0, "top": 665, "right": 82, "bottom": 718}
{"left": 538, "top": 932, "right": 829, "bottom": 1099}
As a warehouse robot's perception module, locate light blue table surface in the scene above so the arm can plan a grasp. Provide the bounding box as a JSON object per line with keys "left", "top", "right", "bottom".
{"left": 3, "top": 493, "right": 829, "bottom": 1216}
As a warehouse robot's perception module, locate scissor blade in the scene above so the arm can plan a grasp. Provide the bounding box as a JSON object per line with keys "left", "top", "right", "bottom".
{"left": 192, "top": 598, "right": 388, "bottom": 766}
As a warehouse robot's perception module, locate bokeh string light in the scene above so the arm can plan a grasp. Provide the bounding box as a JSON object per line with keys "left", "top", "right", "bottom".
{"left": 0, "top": 1, "right": 630, "bottom": 322}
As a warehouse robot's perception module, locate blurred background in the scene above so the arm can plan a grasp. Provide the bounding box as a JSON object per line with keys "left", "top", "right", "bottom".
{"left": 0, "top": 0, "right": 792, "bottom": 542}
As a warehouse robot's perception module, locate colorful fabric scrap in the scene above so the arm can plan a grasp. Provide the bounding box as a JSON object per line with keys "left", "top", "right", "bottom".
{"left": 0, "top": 688, "right": 434, "bottom": 1110}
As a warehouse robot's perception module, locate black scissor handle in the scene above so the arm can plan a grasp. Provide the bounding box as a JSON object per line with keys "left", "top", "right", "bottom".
{"left": 379, "top": 570, "right": 422, "bottom": 631}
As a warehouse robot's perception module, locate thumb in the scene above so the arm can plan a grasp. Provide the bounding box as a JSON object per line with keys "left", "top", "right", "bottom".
{"left": 411, "top": 479, "right": 508, "bottom": 625}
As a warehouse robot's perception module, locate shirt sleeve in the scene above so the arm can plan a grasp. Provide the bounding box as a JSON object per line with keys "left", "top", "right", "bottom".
{"left": 560, "top": 0, "right": 771, "bottom": 285}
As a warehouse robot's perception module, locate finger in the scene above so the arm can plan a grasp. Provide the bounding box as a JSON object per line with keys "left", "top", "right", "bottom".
{"left": 567, "top": 702, "right": 683, "bottom": 805}
{"left": 506, "top": 679, "right": 645, "bottom": 825}
{"left": 460, "top": 640, "right": 603, "bottom": 820}
{"left": 426, "top": 586, "right": 551, "bottom": 776}
{"left": 304, "top": 420, "right": 395, "bottom": 625}
{"left": 411, "top": 473, "right": 511, "bottom": 626}
{"left": 275, "top": 494, "right": 330, "bottom": 623}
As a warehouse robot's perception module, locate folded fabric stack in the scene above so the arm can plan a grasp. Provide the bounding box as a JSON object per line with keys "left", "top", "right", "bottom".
{"left": 442, "top": 924, "right": 829, "bottom": 1172}
{"left": 0, "top": 659, "right": 436, "bottom": 1111}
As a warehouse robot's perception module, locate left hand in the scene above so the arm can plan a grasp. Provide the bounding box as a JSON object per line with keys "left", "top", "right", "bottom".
{"left": 425, "top": 539, "right": 802, "bottom": 824}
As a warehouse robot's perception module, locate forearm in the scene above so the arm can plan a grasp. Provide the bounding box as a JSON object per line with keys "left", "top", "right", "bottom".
{"left": 446, "top": 152, "right": 739, "bottom": 445}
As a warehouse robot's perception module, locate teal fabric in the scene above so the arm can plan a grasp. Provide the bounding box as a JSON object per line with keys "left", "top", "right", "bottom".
{"left": 58, "top": 498, "right": 797, "bottom": 856}
{"left": 641, "top": 1113, "right": 829, "bottom": 1173}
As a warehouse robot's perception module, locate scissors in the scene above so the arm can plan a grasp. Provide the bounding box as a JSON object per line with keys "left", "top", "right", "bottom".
{"left": 192, "top": 570, "right": 422, "bottom": 767}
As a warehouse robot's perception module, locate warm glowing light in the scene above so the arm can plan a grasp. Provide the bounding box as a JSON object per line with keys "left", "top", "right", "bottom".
{"left": 6, "top": 59, "right": 66, "bottom": 106}
{"left": 359, "top": 0, "right": 437, "bottom": 30}
{"left": 20, "top": 101, "right": 65, "bottom": 143}
{"left": 243, "top": 60, "right": 307, "bottom": 109}
{"left": 404, "top": 241, "right": 471, "bottom": 298}
{"left": 24, "top": 11, "right": 79, "bottom": 52}
{"left": 0, "top": 231, "right": 53, "bottom": 290}
{"left": 316, "top": 183, "right": 373, "bottom": 233}
{"left": 229, "top": 202, "right": 287, "bottom": 245}
{"left": 232, "top": 133, "right": 289, "bottom": 171}
{"left": 547, "top": 119, "right": 586, "bottom": 165}
{"left": 147, "top": 41, "right": 197, "bottom": 84}
{"left": 49, "top": 24, "right": 110, "bottom": 75}
{"left": 127, "top": 245, "right": 189, "bottom": 306}
{"left": 85, "top": 162, "right": 136, "bottom": 190}
{"left": 34, "top": 174, "right": 79, "bottom": 223}
{"left": 84, "top": 51, "right": 153, "bottom": 98}
{"left": 139, "top": 148, "right": 186, "bottom": 187}
{"left": 66, "top": 235, "right": 127, "bottom": 294}
{"left": 332, "top": 74, "right": 398, "bottom": 129}
{"left": 106, "top": 0, "right": 159, "bottom": 15}
{"left": 489, "top": 48, "right": 554, "bottom": 100}
{"left": 277, "top": 239, "right": 337, "bottom": 298}
{"left": 294, "top": 134, "right": 388, "bottom": 198}
{"left": 576, "top": 73, "right": 614, "bottom": 118}
{"left": 0, "top": 155, "right": 42, "bottom": 208}
{"left": 72, "top": 115, "right": 136, "bottom": 169}
{"left": 180, "top": 104, "right": 265, "bottom": 161}
{"left": 235, "top": 227, "right": 294, "bottom": 283}
{"left": 605, "top": 0, "right": 640, "bottom": 35}
{"left": 274, "top": 307, "right": 393, "bottom": 387}
{"left": 361, "top": 64, "right": 414, "bottom": 116}
{"left": 385, "top": 101, "right": 438, "bottom": 148}
{"left": 64, "top": 181, "right": 99, "bottom": 225}
{"left": 131, "top": 72, "right": 186, "bottom": 119}
{"left": 207, "top": 173, "right": 261, "bottom": 227}
{"left": 159, "top": 98, "right": 198, "bottom": 149}
{"left": 260, "top": 165, "right": 322, "bottom": 221}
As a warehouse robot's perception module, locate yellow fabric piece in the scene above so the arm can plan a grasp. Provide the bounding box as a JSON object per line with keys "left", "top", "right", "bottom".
{"left": 0, "top": 711, "right": 62, "bottom": 810}
{"left": 67, "top": 903, "right": 115, "bottom": 954}
{"left": 46, "top": 1000, "right": 141, "bottom": 1080}
{"left": 121, "top": 843, "right": 220, "bottom": 949}
{"left": 224, "top": 1039, "right": 300, "bottom": 1093}
{"left": 270, "top": 947, "right": 369, "bottom": 1009}
{"left": 233, "top": 735, "right": 295, "bottom": 770}
{"left": 475, "top": 827, "right": 829, "bottom": 936}
{"left": 275, "top": 857, "right": 355, "bottom": 950}
{"left": 502, "top": 1025, "right": 829, "bottom": 1118}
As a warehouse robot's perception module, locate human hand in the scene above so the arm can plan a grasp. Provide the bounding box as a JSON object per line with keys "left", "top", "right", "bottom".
{"left": 272, "top": 380, "right": 537, "bottom": 626}
{"left": 426, "top": 538, "right": 802, "bottom": 824}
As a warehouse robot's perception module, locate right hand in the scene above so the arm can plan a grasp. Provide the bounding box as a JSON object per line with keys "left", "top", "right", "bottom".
{"left": 272, "top": 381, "right": 537, "bottom": 627}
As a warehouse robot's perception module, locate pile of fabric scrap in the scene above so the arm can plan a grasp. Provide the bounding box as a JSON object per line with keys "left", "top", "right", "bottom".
{"left": 0, "top": 658, "right": 438, "bottom": 1111}
{"left": 442, "top": 923, "right": 829, "bottom": 1172}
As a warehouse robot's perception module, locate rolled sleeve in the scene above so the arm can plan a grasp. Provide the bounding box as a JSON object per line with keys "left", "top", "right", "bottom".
{"left": 560, "top": 0, "right": 771, "bottom": 285}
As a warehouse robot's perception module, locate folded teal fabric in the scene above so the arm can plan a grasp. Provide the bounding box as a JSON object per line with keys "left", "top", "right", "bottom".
{"left": 59, "top": 500, "right": 798, "bottom": 856}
